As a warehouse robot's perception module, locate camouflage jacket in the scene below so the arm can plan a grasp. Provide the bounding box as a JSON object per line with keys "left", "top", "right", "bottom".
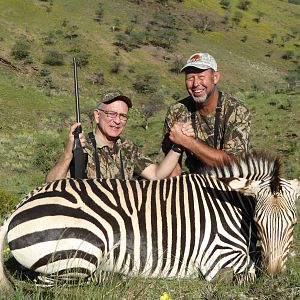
{"left": 84, "top": 133, "right": 153, "bottom": 180}
{"left": 162, "top": 91, "right": 251, "bottom": 172}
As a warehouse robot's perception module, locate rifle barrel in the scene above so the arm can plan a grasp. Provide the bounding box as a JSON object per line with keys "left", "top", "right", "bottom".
{"left": 73, "top": 57, "right": 80, "bottom": 124}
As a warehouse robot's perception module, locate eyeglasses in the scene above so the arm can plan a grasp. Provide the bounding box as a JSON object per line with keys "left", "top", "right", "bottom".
{"left": 98, "top": 109, "right": 129, "bottom": 121}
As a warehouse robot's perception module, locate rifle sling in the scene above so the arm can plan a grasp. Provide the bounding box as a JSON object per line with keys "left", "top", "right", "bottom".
{"left": 88, "top": 132, "right": 101, "bottom": 178}
{"left": 88, "top": 132, "right": 125, "bottom": 180}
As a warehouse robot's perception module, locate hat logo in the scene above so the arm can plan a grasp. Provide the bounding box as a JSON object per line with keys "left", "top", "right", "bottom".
{"left": 190, "top": 54, "right": 202, "bottom": 62}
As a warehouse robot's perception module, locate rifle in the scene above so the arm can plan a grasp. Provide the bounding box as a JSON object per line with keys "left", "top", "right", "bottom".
{"left": 70, "top": 57, "right": 87, "bottom": 179}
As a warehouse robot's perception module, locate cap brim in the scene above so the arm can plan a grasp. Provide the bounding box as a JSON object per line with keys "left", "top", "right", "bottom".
{"left": 180, "top": 63, "right": 215, "bottom": 72}
{"left": 103, "top": 95, "right": 132, "bottom": 108}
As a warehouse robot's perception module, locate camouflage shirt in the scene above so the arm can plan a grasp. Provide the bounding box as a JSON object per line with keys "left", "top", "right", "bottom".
{"left": 84, "top": 132, "right": 153, "bottom": 180}
{"left": 162, "top": 91, "right": 251, "bottom": 172}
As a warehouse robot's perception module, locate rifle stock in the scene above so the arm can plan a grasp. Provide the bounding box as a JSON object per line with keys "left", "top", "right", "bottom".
{"left": 70, "top": 57, "right": 87, "bottom": 179}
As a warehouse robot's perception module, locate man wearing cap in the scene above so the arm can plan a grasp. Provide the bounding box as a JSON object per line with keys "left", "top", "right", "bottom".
{"left": 46, "top": 90, "right": 191, "bottom": 182}
{"left": 162, "top": 52, "right": 251, "bottom": 176}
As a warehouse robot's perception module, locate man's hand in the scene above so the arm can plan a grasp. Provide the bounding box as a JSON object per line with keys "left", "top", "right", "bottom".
{"left": 65, "top": 123, "right": 87, "bottom": 154}
{"left": 169, "top": 122, "right": 195, "bottom": 146}
{"left": 181, "top": 121, "right": 195, "bottom": 137}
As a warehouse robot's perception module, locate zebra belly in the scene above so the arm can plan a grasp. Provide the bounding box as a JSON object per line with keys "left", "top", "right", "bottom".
{"left": 7, "top": 215, "right": 106, "bottom": 275}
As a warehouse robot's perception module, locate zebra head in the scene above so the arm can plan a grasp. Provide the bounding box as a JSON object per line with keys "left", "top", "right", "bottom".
{"left": 211, "top": 153, "right": 299, "bottom": 277}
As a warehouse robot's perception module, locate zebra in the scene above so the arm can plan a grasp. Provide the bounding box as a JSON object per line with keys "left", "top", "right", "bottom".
{"left": 0, "top": 152, "right": 299, "bottom": 292}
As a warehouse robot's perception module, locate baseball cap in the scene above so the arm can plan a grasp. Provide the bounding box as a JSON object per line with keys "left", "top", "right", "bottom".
{"left": 180, "top": 52, "right": 218, "bottom": 72}
{"left": 98, "top": 89, "right": 132, "bottom": 108}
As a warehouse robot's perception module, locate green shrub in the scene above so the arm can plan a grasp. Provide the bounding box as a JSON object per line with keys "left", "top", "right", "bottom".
{"left": 169, "top": 55, "right": 185, "bottom": 74}
{"left": 42, "top": 31, "right": 56, "bottom": 45}
{"left": 43, "top": 50, "right": 64, "bottom": 66}
{"left": 33, "top": 135, "right": 62, "bottom": 174}
{"left": 75, "top": 53, "right": 90, "bottom": 67}
{"left": 220, "top": 0, "right": 231, "bottom": 10}
{"left": 281, "top": 50, "right": 294, "bottom": 60}
{"left": 11, "top": 37, "right": 31, "bottom": 60}
{"left": 94, "top": 2, "right": 104, "bottom": 23}
{"left": 232, "top": 11, "right": 243, "bottom": 25}
{"left": 132, "top": 72, "right": 159, "bottom": 94}
{"left": 288, "top": 0, "right": 300, "bottom": 4}
{"left": 237, "top": 0, "right": 251, "bottom": 10}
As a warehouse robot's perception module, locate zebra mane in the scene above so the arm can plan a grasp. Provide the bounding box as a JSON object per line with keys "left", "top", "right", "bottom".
{"left": 202, "top": 151, "right": 282, "bottom": 193}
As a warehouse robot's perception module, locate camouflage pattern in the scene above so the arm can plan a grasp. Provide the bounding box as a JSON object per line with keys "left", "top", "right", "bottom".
{"left": 99, "top": 89, "right": 132, "bottom": 108}
{"left": 85, "top": 134, "right": 153, "bottom": 179}
{"left": 162, "top": 92, "right": 251, "bottom": 172}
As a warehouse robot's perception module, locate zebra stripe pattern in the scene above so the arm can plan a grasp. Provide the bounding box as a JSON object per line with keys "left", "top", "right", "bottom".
{"left": 1, "top": 152, "right": 299, "bottom": 291}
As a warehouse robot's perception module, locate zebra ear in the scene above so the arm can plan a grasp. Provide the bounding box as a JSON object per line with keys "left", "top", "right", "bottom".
{"left": 289, "top": 179, "right": 300, "bottom": 197}
{"left": 222, "top": 177, "right": 260, "bottom": 197}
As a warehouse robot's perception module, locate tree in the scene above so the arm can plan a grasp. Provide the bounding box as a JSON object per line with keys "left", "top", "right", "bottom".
{"left": 139, "top": 91, "right": 166, "bottom": 130}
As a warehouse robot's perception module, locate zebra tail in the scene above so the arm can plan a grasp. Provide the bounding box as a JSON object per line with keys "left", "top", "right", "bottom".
{"left": 0, "top": 218, "right": 14, "bottom": 293}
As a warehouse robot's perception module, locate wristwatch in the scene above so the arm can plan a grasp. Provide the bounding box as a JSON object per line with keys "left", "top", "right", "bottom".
{"left": 171, "top": 143, "right": 183, "bottom": 154}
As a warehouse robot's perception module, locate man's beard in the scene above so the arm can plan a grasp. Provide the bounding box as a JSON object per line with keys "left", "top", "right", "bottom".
{"left": 192, "top": 94, "right": 208, "bottom": 104}
{"left": 192, "top": 84, "right": 215, "bottom": 104}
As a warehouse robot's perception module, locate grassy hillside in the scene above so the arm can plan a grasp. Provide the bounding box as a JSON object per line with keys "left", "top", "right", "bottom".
{"left": 0, "top": 0, "right": 299, "bottom": 298}
{"left": 0, "top": 0, "right": 299, "bottom": 196}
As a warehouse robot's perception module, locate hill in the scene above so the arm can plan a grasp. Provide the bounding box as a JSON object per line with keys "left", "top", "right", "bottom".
{"left": 0, "top": 1, "right": 299, "bottom": 299}
{"left": 0, "top": 0, "right": 299, "bottom": 197}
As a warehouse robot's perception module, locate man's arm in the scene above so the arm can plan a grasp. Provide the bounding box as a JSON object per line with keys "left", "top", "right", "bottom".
{"left": 169, "top": 123, "right": 231, "bottom": 167}
{"left": 45, "top": 123, "right": 86, "bottom": 182}
{"left": 140, "top": 149, "right": 182, "bottom": 180}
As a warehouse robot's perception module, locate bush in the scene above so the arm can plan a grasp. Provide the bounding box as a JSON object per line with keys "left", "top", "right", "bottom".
{"left": 237, "top": 0, "right": 251, "bottom": 10}
{"left": 114, "top": 32, "right": 144, "bottom": 52}
{"left": 220, "top": 0, "right": 231, "bottom": 10}
{"left": 43, "top": 50, "right": 64, "bottom": 66}
{"left": 75, "top": 53, "right": 90, "bottom": 67}
{"left": 170, "top": 55, "right": 185, "bottom": 74}
{"left": 281, "top": 50, "right": 294, "bottom": 60}
{"left": 0, "top": 188, "right": 18, "bottom": 217}
{"left": 132, "top": 73, "right": 159, "bottom": 94}
{"left": 37, "top": 76, "right": 58, "bottom": 90}
{"left": 11, "top": 37, "right": 31, "bottom": 60}
{"left": 42, "top": 31, "right": 56, "bottom": 45}
{"left": 288, "top": 0, "right": 300, "bottom": 4}
{"left": 232, "top": 11, "right": 243, "bottom": 25}
{"left": 33, "top": 135, "right": 62, "bottom": 174}
{"left": 89, "top": 71, "right": 105, "bottom": 85}
{"left": 94, "top": 2, "right": 104, "bottom": 23}
{"left": 110, "top": 61, "right": 122, "bottom": 74}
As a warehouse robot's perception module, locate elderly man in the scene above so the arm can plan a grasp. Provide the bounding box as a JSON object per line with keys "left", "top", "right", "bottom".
{"left": 162, "top": 52, "right": 251, "bottom": 176}
{"left": 46, "top": 90, "right": 192, "bottom": 182}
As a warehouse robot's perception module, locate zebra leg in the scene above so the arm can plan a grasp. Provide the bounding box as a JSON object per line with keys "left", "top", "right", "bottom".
{"left": 233, "top": 263, "right": 256, "bottom": 284}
